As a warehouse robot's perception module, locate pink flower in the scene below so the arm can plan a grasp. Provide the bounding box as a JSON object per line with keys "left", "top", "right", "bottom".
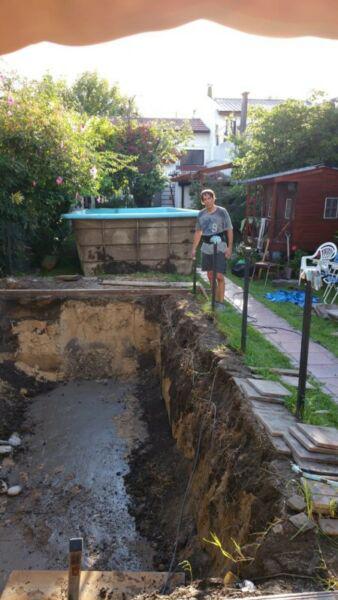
{"left": 60, "top": 141, "right": 64, "bottom": 149}
{"left": 32, "top": 180, "right": 37, "bottom": 187}
{"left": 56, "top": 176, "right": 64, "bottom": 185}
{"left": 7, "top": 95, "right": 15, "bottom": 106}
{"left": 7, "top": 110, "right": 12, "bottom": 116}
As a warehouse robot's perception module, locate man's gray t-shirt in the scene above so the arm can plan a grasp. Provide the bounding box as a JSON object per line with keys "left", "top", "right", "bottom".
{"left": 196, "top": 206, "right": 233, "bottom": 254}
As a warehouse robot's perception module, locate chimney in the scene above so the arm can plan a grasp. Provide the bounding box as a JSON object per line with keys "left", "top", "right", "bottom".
{"left": 207, "top": 84, "right": 213, "bottom": 99}
{"left": 239, "top": 91, "right": 249, "bottom": 133}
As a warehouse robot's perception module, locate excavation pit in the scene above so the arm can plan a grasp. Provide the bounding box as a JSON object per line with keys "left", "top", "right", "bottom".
{"left": 0, "top": 285, "right": 337, "bottom": 597}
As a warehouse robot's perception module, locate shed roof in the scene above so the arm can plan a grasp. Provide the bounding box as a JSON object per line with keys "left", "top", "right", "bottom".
{"left": 214, "top": 98, "right": 285, "bottom": 112}
{"left": 239, "top": 164, "right": 338, "bottom": 185}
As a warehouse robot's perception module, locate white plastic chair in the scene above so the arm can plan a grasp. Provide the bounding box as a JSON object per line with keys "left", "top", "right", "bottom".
{"left": 322, "top": 258, "right": 338, "bottom": 303}
{"left": 299, "top": 242, "right": 337, "bottom": 284}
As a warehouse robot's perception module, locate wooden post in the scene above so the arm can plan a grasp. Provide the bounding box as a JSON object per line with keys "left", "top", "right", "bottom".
{"left": 68, "top": 538, "right": 83, "bottom": 600}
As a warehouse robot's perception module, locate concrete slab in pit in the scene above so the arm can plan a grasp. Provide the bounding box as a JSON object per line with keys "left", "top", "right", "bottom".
{"left": 0, "top": 570, "right": 185, "bottom": 600}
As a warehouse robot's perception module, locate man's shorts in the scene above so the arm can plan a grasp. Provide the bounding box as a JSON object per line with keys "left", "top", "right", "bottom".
{"left": 201, "top": 251, "right": 227, "bottom": 274}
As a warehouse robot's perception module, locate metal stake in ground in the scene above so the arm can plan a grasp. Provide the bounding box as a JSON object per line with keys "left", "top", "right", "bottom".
{"left": 211, "top": 243, "right": 217, "bottom": 311}
{"left": 192, "top": 257, "right": 197, "bottom": 294}
{"left": 241, "top": 256, "right": 251, "bottom": 353}
{"left": 296, "top": 279, "right": 313, "bottom": 421}
{"left": 68, "top": 538, "right": 83, "bottom": 600}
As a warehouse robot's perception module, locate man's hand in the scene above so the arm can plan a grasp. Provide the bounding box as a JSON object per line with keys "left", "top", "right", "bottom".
{"left": 225, "top": 247, "right": 232, "bottom": 259}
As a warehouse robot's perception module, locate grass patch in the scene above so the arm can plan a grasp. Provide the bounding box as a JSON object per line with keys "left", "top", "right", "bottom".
{"left": 200, "top": 291, "right": 338, "bottom": 428}
{"left": 97, "top": 271, "right": 195, "bottom": 282}
{"left": 201, "top": 300, "right": 291, "bottom": 370}
{"left": 227, "top": 271, "right": 338, "bottom": 358}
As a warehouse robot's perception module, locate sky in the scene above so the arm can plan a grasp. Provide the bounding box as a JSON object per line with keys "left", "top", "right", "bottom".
{"left": 1, "top": 19, "right": 338, "bottom": 117}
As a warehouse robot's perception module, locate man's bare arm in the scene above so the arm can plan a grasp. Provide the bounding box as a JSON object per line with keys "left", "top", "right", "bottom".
{"left": 225, "top": 229, "right": 233, "bottom": 259}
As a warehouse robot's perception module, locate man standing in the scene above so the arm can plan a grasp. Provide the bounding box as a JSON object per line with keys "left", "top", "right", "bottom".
{"left": 191, "top": 188, "right": 233, "bottom": 308}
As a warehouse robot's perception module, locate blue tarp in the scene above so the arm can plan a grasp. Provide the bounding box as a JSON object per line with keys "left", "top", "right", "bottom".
{"left": 264, "top": 290, "right": 320, "bottom": 307}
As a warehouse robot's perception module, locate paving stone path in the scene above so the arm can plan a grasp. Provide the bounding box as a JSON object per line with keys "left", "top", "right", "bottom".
{"left": 198, "top": 271, "right": 338, "bottom": 405}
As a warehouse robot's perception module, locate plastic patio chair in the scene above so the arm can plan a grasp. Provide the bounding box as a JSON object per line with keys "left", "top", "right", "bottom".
{"left": 299, "top": 242, "right": 337, "bottom": 284}
{"left": 322, "top": 256, "right": 338, "bottom": 303}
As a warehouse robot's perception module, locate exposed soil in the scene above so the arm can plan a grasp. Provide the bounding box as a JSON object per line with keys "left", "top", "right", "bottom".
{"left": 0, "top": 379, "right": 155, "bottom": 591}
{"left": 0, "top": 288, "right": 337, "bottom": 599}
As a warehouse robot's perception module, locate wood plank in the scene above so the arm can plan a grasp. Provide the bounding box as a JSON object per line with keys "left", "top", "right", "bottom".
{"left": 294, "top": 457, "right": 338, "bottom": 477}
{"left": 0, "top": 570, "right": 185, "bottom": 600}
{"left": 100, "top": 280, "right": 192, "bottom": 288}
{"left": 0, "top": 288, "right": 191, "bottom": 299}
{"left": 242, "top": 593, "right": 338, "bottom": 600}
{"left": 290, "top": 426, "right": 338, "bottom": 456}
{"left": 296, "top": 424, "right": 338, "bottom": 452}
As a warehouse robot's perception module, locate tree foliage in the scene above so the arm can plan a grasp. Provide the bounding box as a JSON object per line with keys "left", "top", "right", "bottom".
{"left": 109, "top": 119, "right": 192, "bottom": 206}
{"left": 232, "top": 96, "right": 338, "bottom": 180}
{"left": 0, "top": 74, "right": 132, "bottom": 271}
{"left": 0, "top": 70, "right": 192, "bottom": 271}
{"left": 70, "top": 71, "right": 138, "bottom": 118}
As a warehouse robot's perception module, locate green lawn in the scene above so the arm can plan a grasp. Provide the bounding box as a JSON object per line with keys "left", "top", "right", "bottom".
{"left": 226, "top": 271, "right": 338, "bottom": 359}
{"left": 201, "top": 299, "right": 338, "bottom": 428}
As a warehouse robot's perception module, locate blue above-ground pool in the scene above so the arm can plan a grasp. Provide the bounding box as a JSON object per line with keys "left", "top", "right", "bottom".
{"left": 63, "top": 207, "right": 198, "bottom": 220}
{"left": 63, "top": 207, "right": 198, "bottom": 275}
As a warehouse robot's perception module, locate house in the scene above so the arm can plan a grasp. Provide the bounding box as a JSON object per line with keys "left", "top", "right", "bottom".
{"left": 241, "top": 164, "right": 338, "bottom": 255}
{"left": 139, "top": 118, "right": 212, "bottom": 208}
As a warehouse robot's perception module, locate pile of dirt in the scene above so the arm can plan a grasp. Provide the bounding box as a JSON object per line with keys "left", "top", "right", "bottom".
{"left": 0, "top": 361, "right": 53, "bottom": 438}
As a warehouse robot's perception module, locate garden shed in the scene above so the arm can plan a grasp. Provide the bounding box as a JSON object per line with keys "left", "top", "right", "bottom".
{"left": 242, "top": 164, "right": 338, "bottom": 254}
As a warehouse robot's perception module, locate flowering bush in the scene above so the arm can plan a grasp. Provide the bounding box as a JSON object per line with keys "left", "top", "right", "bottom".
{"left": 0, "top": 74, "right": 131, "bottom": 272}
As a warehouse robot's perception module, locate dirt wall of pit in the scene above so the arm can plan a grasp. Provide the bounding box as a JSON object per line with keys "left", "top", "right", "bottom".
{"left": 157, "top": 297, "right": 329, "bottom": 580}
{"left": 0, "top": 291, "right": 334, "bottom": 582}
{"left": 0, "top": 296, "right": 160, "bottom": 381}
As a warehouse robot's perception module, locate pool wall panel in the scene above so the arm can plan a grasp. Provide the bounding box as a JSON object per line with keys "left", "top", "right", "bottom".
{"left": 72, "top": 214, "right": 197, "bottom": 275}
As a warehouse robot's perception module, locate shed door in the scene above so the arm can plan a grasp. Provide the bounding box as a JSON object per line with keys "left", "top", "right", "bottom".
{"left": 274, "top": 182, "right": 297, "bottom": 239}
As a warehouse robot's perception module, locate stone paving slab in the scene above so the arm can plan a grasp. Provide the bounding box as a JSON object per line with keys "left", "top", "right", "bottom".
{"left": 281, "top": 375, "right": 313, "bottom": 389}
{"left": 255, "top": 412, "right": 296, "bottom": 437}
{"left": 209, "top": 272, "right": 338, "bottom": 406}
{"left": 318, "top": 517, "right": 338, "bottom": 536}
{"left": 270, "top": 436, "right": 292, "bottom": 456}
{"left": 296, "top": 423, "right": 338, "bottom": 451}
{"left": 296, "top": 458, "right": 338, "bottom": 477}
{"left": 248, "top": 378, "right": 291, "bottom": 398}
{"left": 290, "top": 426, "right": 338, "bottom": 456}
{"left": 200, "top": 269, "right": 338, "bottom": 416}
{"left": 301, "top": 478, "right": 338, "bottom": 497}
{"left": 286, "top": 433, "right": 338, "bottom": 465}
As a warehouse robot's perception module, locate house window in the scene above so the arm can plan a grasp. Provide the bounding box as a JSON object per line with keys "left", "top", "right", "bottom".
{"left": 324, "top": 197, "right": 338, "bottom": 219}
{"left": 285, "top": 198, "right": 293, "bottom": 219}
{"left": 180, "top": 149, "right": 204, "bottom": 167}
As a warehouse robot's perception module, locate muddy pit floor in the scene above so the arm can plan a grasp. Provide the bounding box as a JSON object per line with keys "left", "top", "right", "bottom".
{"left": 0, "top": 379, "right": 155, "bottom": 591}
